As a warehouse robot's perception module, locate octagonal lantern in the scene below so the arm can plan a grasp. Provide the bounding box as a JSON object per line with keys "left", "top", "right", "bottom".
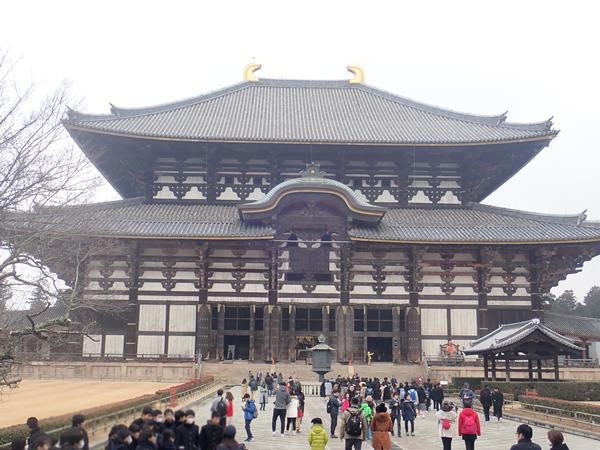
{"left": 309, "top": 334, "right": 335, "bottom": 382}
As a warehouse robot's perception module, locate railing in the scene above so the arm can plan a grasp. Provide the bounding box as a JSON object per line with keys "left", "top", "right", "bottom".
{"left": 300, "top": 382, "right": 321, "bottom": 396}
{"left": 423, "top": 356, "right": 599, "bottom": 369}
{"left": 0, "top": 380, "right": 222, "bottom": 450}
{"left": 520, "top": 401, "right": 600, "bottom": 427}
{"left": 9, "top": 353, "right": 196, "bottom": 363}
{"left": 563, "top": 359, "right": 599, "bottom": 368}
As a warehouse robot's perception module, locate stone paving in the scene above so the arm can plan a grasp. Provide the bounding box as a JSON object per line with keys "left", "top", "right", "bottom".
{"left": 188, "top": 386, "right": 598, "bottom": 449}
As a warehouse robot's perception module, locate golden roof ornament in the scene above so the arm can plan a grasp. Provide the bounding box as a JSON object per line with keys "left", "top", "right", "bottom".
{"left": 347, "top": 65, "right": 365, "bottom": 84}
{"left": 244, "top": 63, "right": 262, "bottom": 82}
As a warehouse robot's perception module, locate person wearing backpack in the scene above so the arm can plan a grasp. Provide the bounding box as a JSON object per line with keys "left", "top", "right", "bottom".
{"left": 458, "top": 402, "right": 480, "bottom": 450}
{"left": 210, "top": 389, "right": 229, "bottom": 428}
{"left": 478, "top": 385, "right": 492, "bottom": 422}
{"left": 248, "top": 376, "right": 258, "bottom": 400}
{"left": 401, "top": 394, "right": 416, "bottom": 437}
{"left": 326, "top": 391, "right": 342, "bottom": 437}
{"left": 436, "top": 401, "right": 457, "bottom": 450}
{"left": 241, "top": 394, "right": 256, "bottom": 442}
{"left": 339, "top": 397, "right": 369, "bottom": 450}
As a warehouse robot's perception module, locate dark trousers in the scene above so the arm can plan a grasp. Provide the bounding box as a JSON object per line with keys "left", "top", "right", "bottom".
{"left": 434, "top": 400, "right": 441, "bottom": 411}
{"left": 442, "top": 437, "right": 452, "bottom": 450}
{"left": 244, "top": 419, "right": 253, "bottom": 439}
{"left": 219, "top": 417, "right": 226, "bottom": 428}
{"left": 482, "top": 404, "right": 491, "bottom": 421}
{"left": 344, "top": 439, "right": 362, "bottom": 450}
{"left": 330, "top": 414, "right": 338, "bottom": 435}
{"left": 286, "top": 417, "right": 296, "bottom": 431}
{"left": 404, "top": 419, "right": 414, "bottom": 434}
{"left": 391, "top": 416, "right": 401, "bottom": 435}
{"left": 272, "top": 408, "right": 286, "bottom": 433}
{"left": 494, "top": 405, "right": 503, "bottom": 420}
{"left": 260, "top": 401, "right": 266, "bottom": 411}
{"left": 463, "top": 435, "right": 476, "bottom": 450}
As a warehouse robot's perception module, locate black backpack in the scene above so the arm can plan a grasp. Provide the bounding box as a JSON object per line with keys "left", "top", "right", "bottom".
{"left": 345, "top": 411, "right": 362, "bottom": 437}
{"left": 216, "top": 398, "right": 227, "bottom": 417}
{"left": 326, "top": 398, "right": 332, "bottom": 414}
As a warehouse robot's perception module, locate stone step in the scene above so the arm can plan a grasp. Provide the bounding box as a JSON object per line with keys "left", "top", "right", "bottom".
{"left": 200, "top": 361, "right": 425, "bottom": 383}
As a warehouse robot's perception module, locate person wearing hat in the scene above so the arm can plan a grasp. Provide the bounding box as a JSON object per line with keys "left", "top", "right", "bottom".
{"left": 308, "top": 418, "right": 328, "bottom": 450}
{"left": 371, "top": 403, "right": 393, "bottom": 450}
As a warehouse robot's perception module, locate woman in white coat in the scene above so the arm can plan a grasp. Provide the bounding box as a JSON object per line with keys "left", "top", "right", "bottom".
{"left": 285, "top": 393, "right": 299, "bottom": 434}
{"left": 436, "top": 400, "right": 458, "bottom": 450}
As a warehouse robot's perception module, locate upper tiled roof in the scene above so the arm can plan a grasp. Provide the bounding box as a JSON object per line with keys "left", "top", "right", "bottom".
{"left": 544, "top": 312, "right": 600, "bottom": 341}
{"left": 464, "top": 318, "right": 583, "bottom": 354}
{"left": 0, "top": 302, "right": 68, "bottom": 332}
{"left": 64, "top": 79, "right": 557, "bottom": 145}
{"left": 5, "top": 198, "right": 600, "bottom": 244}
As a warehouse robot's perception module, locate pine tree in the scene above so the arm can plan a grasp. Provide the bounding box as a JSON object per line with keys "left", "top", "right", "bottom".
{"left": 549, "top": 290, "right": 578, "bottom": 315}
{"left": 580, "top": 286, "right": 600, "bottom": 319}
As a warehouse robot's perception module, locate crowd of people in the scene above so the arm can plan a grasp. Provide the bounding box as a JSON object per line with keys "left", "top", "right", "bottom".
{"left": 11, "top": 371, "right": 574, "bottom": 450}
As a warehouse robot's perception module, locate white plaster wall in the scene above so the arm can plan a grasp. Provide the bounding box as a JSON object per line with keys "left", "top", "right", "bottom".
{"left": 451, "top": 309, "right": 478, "bottom": 336}
{"left": 137, "top": 335, "right": 165, "bottom": 356}
{"left": 82, "top": 335, "right": 102, "bottom": 355}
{"left": 138, "top": 304, "right": 166, "bottom": 332}
{"left": 104, "top": 335, "right": 124, "bottom": 356}
{"left": 421, "top": 308, "right": 448, "bottom": 335}
{"left": 169, "top": 305, "right": 197, "bottom": 332}
{"left": 168, "top": 336, "right": 195, "bottom": 356}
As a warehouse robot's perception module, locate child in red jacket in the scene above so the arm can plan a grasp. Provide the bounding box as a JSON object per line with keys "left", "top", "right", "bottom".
{"left": 458, "top": 402, "right": 481, "bottom": 450}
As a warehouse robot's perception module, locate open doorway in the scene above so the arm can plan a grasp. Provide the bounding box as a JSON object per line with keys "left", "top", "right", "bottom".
{"left": 224, "top": 335, "right": 250, "bottom": 360}
{"left": 367, "top": 337, "right": 393, "bottom": 362}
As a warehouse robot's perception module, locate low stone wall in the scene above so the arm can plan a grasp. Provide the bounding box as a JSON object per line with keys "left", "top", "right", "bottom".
{"left": 430, "top": 366, "right": 600, "bottom": 382}
{"left": 11, "top": 361, "right": 200, "bottom": 382}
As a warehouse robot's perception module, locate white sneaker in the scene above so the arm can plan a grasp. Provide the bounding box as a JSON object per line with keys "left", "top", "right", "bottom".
{"left": 281, "top": 433, "right": 285, "bottom": 437}
{"left": 272, "top": 431, "right": 276, "bottom": 436}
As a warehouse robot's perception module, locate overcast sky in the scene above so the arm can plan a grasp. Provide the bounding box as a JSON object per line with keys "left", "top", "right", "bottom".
{"left": 2, "top": 0, "right": 598, "bottom": 299}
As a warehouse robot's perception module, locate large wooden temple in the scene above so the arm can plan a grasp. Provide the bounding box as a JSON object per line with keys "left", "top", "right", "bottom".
{"left": 16, "top": 65, "right": 600, "bottom": 363}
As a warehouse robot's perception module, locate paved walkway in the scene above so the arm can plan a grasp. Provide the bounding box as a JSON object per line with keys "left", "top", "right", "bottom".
{"left": 188, "top": 386, "right": 598, "bottom": 449}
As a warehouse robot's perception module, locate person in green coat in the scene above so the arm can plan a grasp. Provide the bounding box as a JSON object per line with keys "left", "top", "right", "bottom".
{"left": 360, "top": 397, "right": 374, "bottom": 440}
{"left": 308, "top": 418, "right": 329, "bottom": 450}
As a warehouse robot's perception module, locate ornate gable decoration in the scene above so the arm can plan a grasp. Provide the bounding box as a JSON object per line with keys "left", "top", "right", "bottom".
{"left": 238, "top": 164, "right": 387, "bottom": 225}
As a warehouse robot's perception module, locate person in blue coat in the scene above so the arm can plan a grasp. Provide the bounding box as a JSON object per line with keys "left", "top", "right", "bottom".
{"left": 242, "top": 394, "right": 256, "bottom": 442}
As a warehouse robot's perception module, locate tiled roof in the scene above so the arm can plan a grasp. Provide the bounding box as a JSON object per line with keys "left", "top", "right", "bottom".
{"left": 0, "top": 302, "right": 68, "bottom": 332}
{"left": 5, "top": 199, "right": 600, "bottom": 244}
{"left": 544, "top": 312, "right": 600, "bottom": 341}
{"left": 64, "top": 79, "right": 557, "bottom": 145}
{"left": 349, "top": 203, "right": 600, "bottom": 243}
{"left": 464, "top": 318, "right": 583, "bottom": 354}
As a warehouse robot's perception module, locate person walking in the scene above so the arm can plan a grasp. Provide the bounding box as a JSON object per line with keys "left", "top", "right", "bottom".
{"left": 175, "top": 410, "right": 199, "bottom": 450}
{"left": 210, "top": 389, "right": 229, "bottom": 428}
{"left": 327, "top": 391, "right": 342, "bottom": 437}
{"left": 258, "top": 382, "right": 268, "bottom": 411}
{"left": 371, "top": 403, "right": 393, "bottom": 450}
{"left": 225, "top": 392, "right": 234, "bottom": 426}
{"left": 286, "top": 393, "right": 299, "bottom": 434}
{"left": 436, "top": 401, "right": 457, "bottom": 450}
{"left": 509, "top": 424, "right": 542, "bottom": 450}
{"left": 459, "top": 383, "right": 475, "bottom": 408}
{"left": 308, "top": 418, "right": 329, "bottom": 450}
{"left": 416, "top": 385, "right": 427, "bottom": 418}
{"left": 458, "top": 401, "right": 480, "bottom": 450}
{"left": 430, "top": 384, "right": 445, "bottom": 411}
{"left": 216, "top": 426, "right": 243, "bottom": 450}
{"left": 249, "top": 376, "right": 258, "bottom": 400}
{"left": 296, "top": 388, "right": 306, "bottom": 433}
{"left": 479, "top": 385, "right": 492, "bottom": 422}
{"left": 360, "top": 396, "right": 374, "bottom": 440}
{"left": 547, "top": 430, "right": 570, "bottom": 450}
{"left": 492, "top": 388, "right": 504, "bottom": 422}
{"left": 272, "top": 383, "right": 291, "bottom": 436}
{"left": 199, "top": 413, "right": 223, "bottom": 450}
{"left": 389, "top": 393, "right": 402, "bottom": 437}
{"left": 401, "top": 394, "right": 416, "bottom": 437}
{"left": 241, "top": 393, "right": 256, "bottom": 442}
{"left": 339, "top": 397, "right": 369, "bottom": 450}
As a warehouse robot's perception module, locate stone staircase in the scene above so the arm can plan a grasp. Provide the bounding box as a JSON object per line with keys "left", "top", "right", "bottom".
{"left": 200, "top": 360, "right": 425, "bottom": 384}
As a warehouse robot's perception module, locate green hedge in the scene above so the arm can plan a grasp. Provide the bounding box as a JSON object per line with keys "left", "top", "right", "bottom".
{"left": 451, "top": 378, "right": 600, "bottom": 401}
{"left": 520, "top": 396, "right": 600, "bottom": 423}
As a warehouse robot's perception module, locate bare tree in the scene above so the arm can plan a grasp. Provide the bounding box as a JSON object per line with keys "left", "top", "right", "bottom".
{"left": 0, "top": 49, "right": 118, "bottom": 353}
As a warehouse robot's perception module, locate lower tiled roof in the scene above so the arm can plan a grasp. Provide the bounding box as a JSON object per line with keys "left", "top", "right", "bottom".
{"left": 4, "top": 198, "right": 600, "bottom": 243}
{"left": 544, "top": 312, "right": 600, "bottom": 341}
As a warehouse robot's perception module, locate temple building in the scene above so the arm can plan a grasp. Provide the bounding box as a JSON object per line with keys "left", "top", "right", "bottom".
{"left": 13, "top": 65, "right": 600, "bottom": 363}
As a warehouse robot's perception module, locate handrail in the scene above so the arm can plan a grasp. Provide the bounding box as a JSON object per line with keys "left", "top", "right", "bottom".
{"left": 520, "top": 401, "right": 600, "bottom": 426}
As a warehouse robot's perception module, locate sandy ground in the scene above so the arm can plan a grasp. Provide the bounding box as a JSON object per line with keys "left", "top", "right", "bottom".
{"left": 0, "top": 380, "right": 172, "bottom": 428}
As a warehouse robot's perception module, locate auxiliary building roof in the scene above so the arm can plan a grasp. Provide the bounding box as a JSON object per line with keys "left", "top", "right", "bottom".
{"left": 6, "top": 198, "right": 600, "bottom": 244}
{"left": 64, "top": 78, "right": 557, "bottom": 146}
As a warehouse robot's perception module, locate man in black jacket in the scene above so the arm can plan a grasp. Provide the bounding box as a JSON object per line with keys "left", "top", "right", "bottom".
{"left": 175, "top": 410, "right": 199, "bottom": 450}
{"left": 509, "top": 424, "right": 542, "bottom": 450}
{"left": 430, "top": 384, "right": 444, "bottom": 411}
{"left": 26, "top": 417, "right": 47, "bottom": 449}
{"left": 199, "top": 413, "right": 223, "bottom": 450}
{"left": 492, "top": 387, "right": 505, "bottom": 422}
{"left": 479, "top": 384, "right": 493, "bottom": 421}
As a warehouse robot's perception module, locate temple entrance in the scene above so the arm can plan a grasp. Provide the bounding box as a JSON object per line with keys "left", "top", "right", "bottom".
{"left": 224, "top": 335, "right": 249, "bottom": 360}
{"left": 295, "top": 335, "right": 318, "bottom": 360}
{"left": 367, "top": 337, "right": 393, "bottom": 362}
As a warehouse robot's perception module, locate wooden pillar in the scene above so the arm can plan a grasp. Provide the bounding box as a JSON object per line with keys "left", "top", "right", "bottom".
{"left": 339, "top": 244, "right": 351, "bottom": 306}
{"left": 392, "top": 307, "right": 402, "bottom": 364}
{"left": 491, "top": 355, "right": 497, "bottom": 381}
{"left": 217, "top": 304, "right": 225, "bottom": 360}
{"left": 268, "top": 245, "right": 279, "bottom": 305}
{"left": 407, "top": 247, "right": 422, "bottom": 362}
{"left": 476, "top": 248, "right": 491, "bottom": 337}
{"left": 125, "top": 242, "right": 140, "bottom": 358}
{"left": 483, "top": 354, "right": 489, "bottom": 380}
{"left": 553, "top": 355, "right": 560, "bottom": 381}
{"left": 505, "top": 354, "right": 511, "bottom": 381}
{"left": 288, "top": 305, "right": 296, "bottom": 362}
{"left": 537, "top": 359, "right": 543, "bottom": 380}
{"left": 336, "top": 305, "right": 354, "bottom": 362}
{"left": 196, "top": 304, "right": 211, "bottom": 358}
{"left": 528, "top": 250, "right": 545, "bottom": 321}
{"left": 249, "top": 305, "right": 255, "bottom": 361}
